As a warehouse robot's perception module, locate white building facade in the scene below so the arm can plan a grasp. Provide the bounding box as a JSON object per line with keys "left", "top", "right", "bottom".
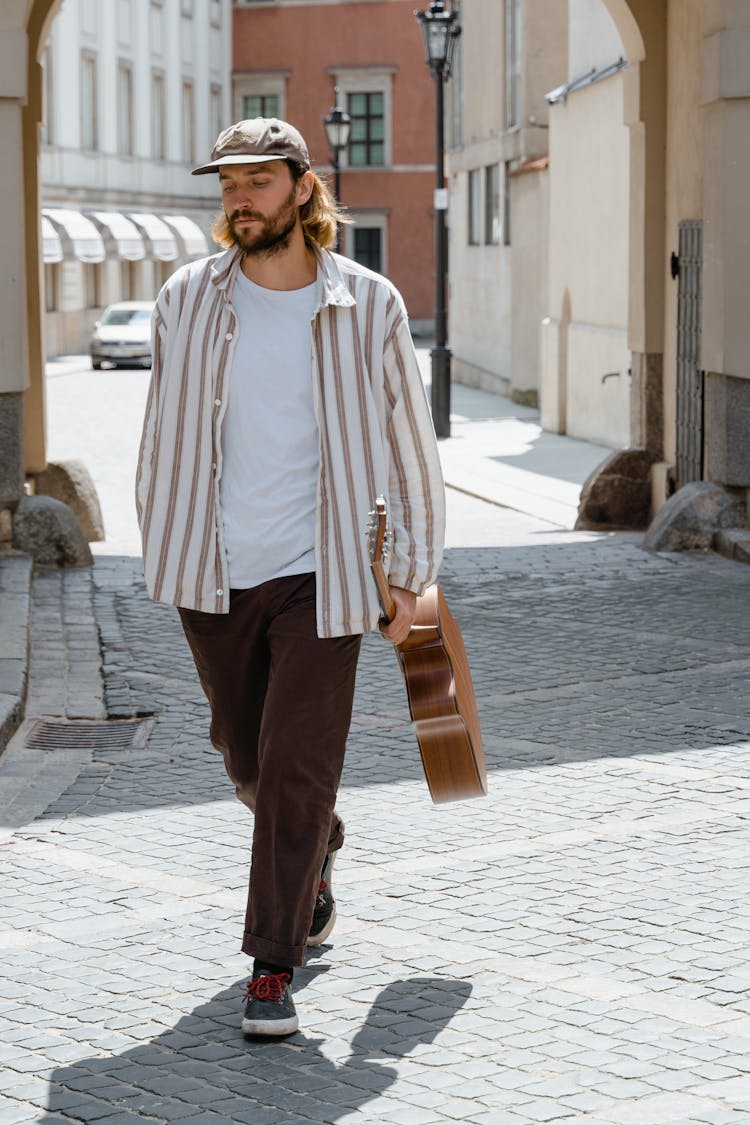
{"left": 40, "top": 0, "right": 232, "bottom": 356}
{"left": 446, "top": 0, "right": 567, "bottom": 405}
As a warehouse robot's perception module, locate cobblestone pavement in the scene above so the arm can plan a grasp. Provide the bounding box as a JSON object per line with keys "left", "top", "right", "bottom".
{"left": 2, "top": 524, "right": 750, "bottom": 1124}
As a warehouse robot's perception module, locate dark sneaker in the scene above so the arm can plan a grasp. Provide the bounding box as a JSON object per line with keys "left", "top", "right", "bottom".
{"left": 241, "top": 971, "right": 298, "bottom": 1037}
{"left": 307, "top": 852, "right": 336, "bottom": 947}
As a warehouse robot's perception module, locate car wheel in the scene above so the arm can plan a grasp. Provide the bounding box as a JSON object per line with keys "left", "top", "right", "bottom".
{"left": 92, "top": 360, "right": 102, "bottom": 370}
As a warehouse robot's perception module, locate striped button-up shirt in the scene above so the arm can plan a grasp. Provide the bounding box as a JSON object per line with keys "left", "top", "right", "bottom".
{"left": 135, "top": 244, "right": 445, "bottom": 638}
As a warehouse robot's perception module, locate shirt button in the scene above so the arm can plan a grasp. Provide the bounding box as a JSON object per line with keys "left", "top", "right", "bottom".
{"left": 214, "top": 398, "right": 221, "bottom": 406}
{"left": 212, "top": 462, "right": 217, "bottom": 470}
{"left": 216, "top": 588, "right": 224, "bottom": 597}
{"left": 225, "top": 332, "right": 233, "bottom": 341}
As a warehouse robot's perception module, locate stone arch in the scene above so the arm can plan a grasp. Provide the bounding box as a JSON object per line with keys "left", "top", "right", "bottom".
{"left": 600, "top": 0, "right": 667, "bottom": 459}
{"left": 0, "top": 0, "right": 63, "bottom": 535}
{"left": 23, "top": 0, "right": 65, "bottom": 474}
{"left": 600, "top": 0, "right": 645, "bottom": 63}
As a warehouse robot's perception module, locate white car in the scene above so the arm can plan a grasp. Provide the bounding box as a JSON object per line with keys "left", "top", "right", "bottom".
{"left": 90, "top": 301, "right": 154, "bottom": 370}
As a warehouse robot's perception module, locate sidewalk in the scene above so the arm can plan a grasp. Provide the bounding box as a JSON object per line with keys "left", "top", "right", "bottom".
{"left": 438, "top": 383, "right": 610, "bottom": 529}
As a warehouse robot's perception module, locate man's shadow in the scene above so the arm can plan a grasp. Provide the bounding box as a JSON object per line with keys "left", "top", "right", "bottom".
{"left": 42, "top": 973, "right": 472, "bottom": 1122}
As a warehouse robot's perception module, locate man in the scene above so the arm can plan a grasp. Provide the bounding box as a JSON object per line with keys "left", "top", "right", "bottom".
{"left": 136, "top": 118, "right": 444, "bottom": 1037}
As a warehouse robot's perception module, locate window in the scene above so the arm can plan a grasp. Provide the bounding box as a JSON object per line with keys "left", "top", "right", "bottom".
{"left": 234, "top": 72, "right": 287, "bottom": 121}
{"left": 347, "top": 92, "right": 385, "bottom": 166}
{"left": 468, "top": 170, "right": 481, "bottom": 245}
{"left": 152, "top": 72, "right": 166, "bottom": 159}
{"left": 344, "top": 212, "right": 388, "bottom": 274}
{"left": 211, "top": 85, "right": 223, "bottom": 143}
{"left": 484, "top": 164, "right": 501, "bottom": 245}
{"left": 121, "top": 260, "right": 136, "bottom": 301}
{"left": 181, "top": 0, "right": 193, "bottom": 15}
{"left": 353, "top": 228, "right": 383, "bottom": 274}
{"left": 118, "top": 63, "right": 134, "bottom": 156}
{"left": 504, "top": 161, "right": 512, "bottom": 245}
{"left": 505, "top": 0, "right": 522, "bottom": 128}
{"left": 84, "top": 263, "right": 103, "bottom": 309}
{"left": 44, "top": 264, "right": 58, "bottom": 312}
{"left": 182, "top": 81, "right": 195, "bottom": 163}
{"left": 242, "top": 94, "right": 279, "bottom": 119}
{"left": 81, "top": 53, "right": 98, "bottom": 151}
{"left": 210, "top": 0, "right": 222, "bottom": 27}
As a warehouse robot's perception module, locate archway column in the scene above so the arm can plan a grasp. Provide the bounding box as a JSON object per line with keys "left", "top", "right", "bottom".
{"left": 620, "top": 0, "right": 667, "bottom": 459}
{"left": 23, "top": 0, "right": 62, "bottom": 477}
{"left": 0, "top": 20, "right": 31, "bottom": 539}
{"left": 701, "top": 12, "right": 750, "bottom": 487}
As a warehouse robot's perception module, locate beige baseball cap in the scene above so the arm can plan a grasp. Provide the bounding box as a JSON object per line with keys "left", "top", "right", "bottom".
{"left": 191, "top": 117, "right": 310, "bottom": 175}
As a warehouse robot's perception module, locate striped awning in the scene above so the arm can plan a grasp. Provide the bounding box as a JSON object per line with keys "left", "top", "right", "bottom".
{"left": 126, "top": 213, "right": 179, "bottom": 261}
{"left": 88, "top": 211, "right": 145, "bottom": 261}
{"left": 161, "top": 215, "right": 208, "bottom": 259}
{"left": 43, "top": 208, "right": 105, "bottom": 263}
{"left": 41, "top": 215, "right": 63, "bottom": 263}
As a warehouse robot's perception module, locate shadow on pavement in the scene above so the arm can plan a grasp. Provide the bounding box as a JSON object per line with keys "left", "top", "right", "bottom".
{"left": 25, "top": 541, "right": 750, "bottom": 825}
{"left": 40, "top": 975, "right": 472, "bottom": 1123}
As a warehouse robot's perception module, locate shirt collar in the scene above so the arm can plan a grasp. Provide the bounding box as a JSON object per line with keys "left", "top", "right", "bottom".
{"left": 209, "top": 243, "right": 356, "bottom": 310}
{"left": 313, "top": 246, "right": 357, "bottom": 309}
{"left": 210, "top": 247, "right": 244, "bottom": 293}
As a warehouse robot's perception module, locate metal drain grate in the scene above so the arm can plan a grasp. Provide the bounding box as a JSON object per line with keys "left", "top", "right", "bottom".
{"left": 24, "top": 718, "right": 151, "bottom": 751}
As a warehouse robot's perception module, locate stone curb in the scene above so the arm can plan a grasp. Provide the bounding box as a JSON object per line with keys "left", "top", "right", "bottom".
{"left": 0, "top": 553, "right": 33, "bottom": 756}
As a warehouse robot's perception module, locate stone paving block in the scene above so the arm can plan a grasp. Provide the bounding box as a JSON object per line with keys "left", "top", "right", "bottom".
{"left": 2, "top": 543, "right": 750, "bottom": 1122}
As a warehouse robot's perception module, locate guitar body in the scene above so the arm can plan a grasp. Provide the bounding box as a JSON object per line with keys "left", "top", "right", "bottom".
{"left": 396, "top": 584, "right": 487, "bottom": 803}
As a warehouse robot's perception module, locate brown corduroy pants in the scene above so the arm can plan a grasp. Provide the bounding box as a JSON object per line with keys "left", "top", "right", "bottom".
{"left": 178, "top": 572, "right": 361, "bottom": 967}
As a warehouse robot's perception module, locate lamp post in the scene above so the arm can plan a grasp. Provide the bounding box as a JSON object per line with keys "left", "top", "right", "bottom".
{"left": 415, "top": 0, "right": 460, "bottom": 438}
{"left": 323, "top": 88, "right": 351, "bottom": 251}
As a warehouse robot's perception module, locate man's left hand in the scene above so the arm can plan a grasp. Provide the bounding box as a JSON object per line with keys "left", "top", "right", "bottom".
{"left": 379, "top": 586, "right": 418, "bottom": 646}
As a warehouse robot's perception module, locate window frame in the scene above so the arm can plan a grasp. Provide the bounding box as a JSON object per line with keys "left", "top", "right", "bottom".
{"left": 80, "top": 51, "right": 98, "bottom": 152}
{"left": 152, "top": 70, "right": 166, "bottom": 160}
{"left": 468, "top": 169, "right": 482, "bottom": 246}
{"left": 182, "top": 79, "right": 195, "bottom": 164}
{"left": 505, "top": 0, "right": 522, "bottom": 129}
{"left": 343, "top": 211, "right": 389, "bottom": 276}
{"left": 329, "top": 68, "right": 394, "bottom": 169}
{"left": 484, "top": 163, "right": 501, "bottom": 245}
{"left": 233, "top": 71, "right": 288, "bottom": 122}
{"left": 117, "top": 61, "right": 135, "bottom": 157}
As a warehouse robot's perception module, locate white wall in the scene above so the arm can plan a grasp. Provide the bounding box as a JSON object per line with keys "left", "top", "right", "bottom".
{"left": 541, "top": 7, "right": 631, "bottom": 448}
{"left": 568, "top": 0, "right": 626, "bottom": 76}
{"left": 40, "top": 0, "right": 232, "bottom": 354}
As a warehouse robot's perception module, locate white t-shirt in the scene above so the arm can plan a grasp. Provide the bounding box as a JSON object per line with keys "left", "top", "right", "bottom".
{"left": 219, "top": 268, "right": 321, "bottom": 589}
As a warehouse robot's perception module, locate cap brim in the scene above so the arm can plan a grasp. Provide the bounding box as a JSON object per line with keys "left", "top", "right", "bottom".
{"left": 191, "top": 154, "right": 295, "bottom": 176}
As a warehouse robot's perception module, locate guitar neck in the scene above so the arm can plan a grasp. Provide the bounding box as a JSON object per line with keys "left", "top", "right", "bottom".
{"left": 371, "top": 559, "right": 396, "bottom": 623}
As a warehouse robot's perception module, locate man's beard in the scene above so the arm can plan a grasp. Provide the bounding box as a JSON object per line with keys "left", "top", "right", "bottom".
{"left": 228, "top": 185, "right": 299, "bottom": 257}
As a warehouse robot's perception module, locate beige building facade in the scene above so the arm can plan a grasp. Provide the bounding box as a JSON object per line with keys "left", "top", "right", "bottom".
{"left": 596, "top": 0, "right": 750, "bottom": 511}
{"left": 446, "top": 0, "right": 566, "bottom": 403}
{"left": 451, "top": 0, "right": 750, "bottom": 522}
{"left": 542, "top": 0, "right": 631, "bottom": 447}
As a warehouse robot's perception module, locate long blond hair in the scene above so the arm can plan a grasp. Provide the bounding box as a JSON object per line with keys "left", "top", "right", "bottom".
{"left": 210, "top": 161, "right": 349, "bottom": 251}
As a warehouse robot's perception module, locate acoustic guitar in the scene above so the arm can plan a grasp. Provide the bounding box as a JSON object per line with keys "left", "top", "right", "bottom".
{"left": 367, "top": 497, "right": 487, "bottom": 804}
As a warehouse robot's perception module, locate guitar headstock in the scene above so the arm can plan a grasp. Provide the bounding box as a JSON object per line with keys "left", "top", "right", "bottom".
{"left": 367, "top": 495, "right": 391, "bottom": 567}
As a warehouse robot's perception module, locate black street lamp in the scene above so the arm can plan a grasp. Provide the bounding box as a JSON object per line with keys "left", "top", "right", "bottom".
{"left": 323, "top": 88, "right": 352, "bottom": 249}
{"left": 415, "top": 0, "right": 461, "bottom": 438}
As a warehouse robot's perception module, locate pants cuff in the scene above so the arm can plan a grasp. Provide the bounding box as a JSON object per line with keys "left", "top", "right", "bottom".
{"left": 242, "top": 931, "right": 309, "bottom": 968}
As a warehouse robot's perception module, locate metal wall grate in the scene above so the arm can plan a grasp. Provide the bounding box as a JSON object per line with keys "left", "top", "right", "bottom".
{"left": 675, "top": 219, "right": 704, "bottom": 486}
{"left": 24, "top": 719, "right": 150, "bottom": 752}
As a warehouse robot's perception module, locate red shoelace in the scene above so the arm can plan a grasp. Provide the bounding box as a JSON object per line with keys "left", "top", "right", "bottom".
{"left": 244, "top": 972, "right": 291, "bottom": 1004}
